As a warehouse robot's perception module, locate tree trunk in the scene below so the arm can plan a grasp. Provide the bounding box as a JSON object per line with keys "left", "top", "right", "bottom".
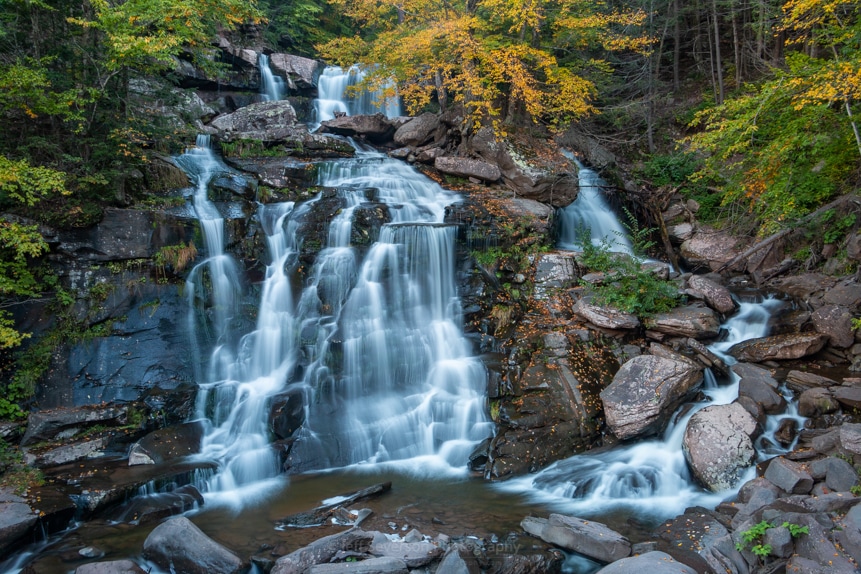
{"left": 711, "top": 0, "right": 725, "bottom": 104}
{"left": 673, "top": 0, "right": 681, "bottom": 91}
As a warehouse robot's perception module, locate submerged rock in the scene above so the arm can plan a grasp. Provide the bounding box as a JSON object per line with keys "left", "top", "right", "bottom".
{"left": 74, "top": 560, "right": 148, "bottom": 574}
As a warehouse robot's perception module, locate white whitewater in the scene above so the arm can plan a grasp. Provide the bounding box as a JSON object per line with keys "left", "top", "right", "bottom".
{"left": 259, "top": 54, "right": 286, "bottom": 102}
{"left": 314, "top": 65, "right": 401, "bottom": 125}
{"left": 288, "top": 152, "right": 493, "bottom": 474}
{"left": 557, "top": 151, "right": 634, "bottom": 254}
{"left": 498, "top": 296, "right": 795, "bottom": 519}
{"left": 178, "top": 131, "right": 489, "bottom": 509}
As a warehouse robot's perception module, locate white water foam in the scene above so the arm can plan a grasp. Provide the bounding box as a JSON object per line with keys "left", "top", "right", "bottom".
{"left": 497, "top": 296, "right": 793, "bottom": 520}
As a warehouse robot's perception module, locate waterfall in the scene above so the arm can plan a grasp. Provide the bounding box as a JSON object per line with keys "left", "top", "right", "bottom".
{"left": 557, "top": 151, "right": 634, "bottom": 255}
{"left": 259, "top": 54, "right": 286, "bottom": 102}
{"left": 176, "top": 124, "right": 488, "bottom": 509}
{"left": 314, "top": 65, "right": 401, "bottom": 125}
{"left": 497, "top": 295, "right": 796, "bottom": 519}
{"left": 287, "top": 151, "right": 493, "bottom": 473}
{"left": 174, "top": 135, "right": 243, "bottom": 356}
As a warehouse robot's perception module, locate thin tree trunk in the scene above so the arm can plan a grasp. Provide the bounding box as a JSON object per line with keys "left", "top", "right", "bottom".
{"left": 731, "top": 1, "right": 741, "bottom": 84}
{"left": 711, "top": 0, "right": 725, "bottom": 104}
{"left": 673, "top": 0, "right": 681, "bottom": 91}
{"left": 706, "top": 13, "right": 719, "bottom": 103}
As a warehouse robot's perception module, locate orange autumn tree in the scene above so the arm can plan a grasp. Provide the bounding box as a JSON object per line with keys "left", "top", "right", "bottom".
{"left": 317, "top": 0, "right": 652, "bottom": 132}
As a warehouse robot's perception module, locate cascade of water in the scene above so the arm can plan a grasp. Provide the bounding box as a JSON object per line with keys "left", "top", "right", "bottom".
{"left": 177, "top": 123, "right": 488, "bottom": 510}
{"left": 314, "top": 65, "right": 401, "bottom": 125}
{"left": 557, "top": 151, "right": 634, "bottom": 254}
{"left": 286, "top": 151, "right": 493, "bottom": 473}
{"left": 498, "top": 296, "right": 793, "bottom": 519}
{"left": 259, "top": 54, "right": 286, "bottom": 102}
{"left": 174, "top": 135, "right": 243, "bottom": 360}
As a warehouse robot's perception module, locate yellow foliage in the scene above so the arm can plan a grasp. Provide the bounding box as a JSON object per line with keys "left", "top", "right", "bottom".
{"left": 318, "top": 0, "right": 650, "bottom": 132}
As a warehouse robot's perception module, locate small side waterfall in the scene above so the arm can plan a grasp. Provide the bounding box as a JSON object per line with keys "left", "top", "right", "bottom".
{"left": 315, "top": 65, "right": 401, "bottom": 124}
{"left": 557, "top": 152, "right": 634, "bottom": 254}
{"left": 498, "top": 296, "right": 798, "bottom": 519}
{"left": 259, "top": 54, "right": 286, "bottom": 102}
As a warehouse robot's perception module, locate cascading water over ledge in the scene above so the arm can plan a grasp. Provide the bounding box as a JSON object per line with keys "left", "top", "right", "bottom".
{"left": 314, "top": 65, "right": 401, "bottom": 126}
{"left": 497, "top": 295, "right": 804, "bottom": 520}
{"left": 176, "top": 133, "right": 493, "bottom": 511}
{"left": 557, "top": 150, "right": 634, "bottom": 255}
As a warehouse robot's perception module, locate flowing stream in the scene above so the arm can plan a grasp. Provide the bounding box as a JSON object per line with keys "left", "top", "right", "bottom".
{"left": 498, "top": 163, "right": 804, "bottom": 520}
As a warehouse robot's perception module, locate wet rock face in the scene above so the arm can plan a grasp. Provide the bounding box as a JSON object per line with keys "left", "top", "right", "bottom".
{"left": 521, "top": 514, "right": 631, "bottom": 563}
{"left": 601, "top": 355, "right": 703, "bottom": 441}
{"left": 680, "top": 230, "right": 747, "bottom": 271}
{"left": 682, "top": 403, "right": 758, "bottom": 492}
{"left": 728, "top": 333, "right": 828, "bottom": 361}
{"left": 270, "top": 388, "right": 306, "bottom": 440}
{"left": 318, "top": 113, "right": 397, "bottom": 144}
{"left": 143, "top": 516, "right": 246, "bottom": 574}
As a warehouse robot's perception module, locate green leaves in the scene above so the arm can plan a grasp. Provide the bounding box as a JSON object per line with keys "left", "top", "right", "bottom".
{"left": 0, "top": 155, "right": 67, "bottom": 207}
{"left": 577, "top": 227, "right": 682, "bottom": 319}
{"left": 69, "top": 0, "right": 263, "bottom": 75}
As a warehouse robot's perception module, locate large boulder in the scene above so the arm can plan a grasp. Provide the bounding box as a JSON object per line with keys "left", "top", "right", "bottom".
{"left": 210, "top": 100, "right": 299, "bottom": 140}
{"left": 811, "top": 304, "right": 855, "bottom": 349}
{"left": 601, "top": 355, "right": 703, "bottom": 440}
{"left": 728, "top": 333, "right": 828, "bottom": 362}
{"left": 687, "top": 275, "right": 736, "bottom": 315}
{"left": 210, "top": 101, "right": 353, "bottom": 156}
{"left": 318, "top": 113, "right": 397, "bottom": 144}
{"left": 434, "top": 156, "right": 502, "bottom": 182}
{"left": 682, "top": 403, "right": 758, "bottom": 491}
{"left": 268, "top": 53, "right": 321, "bottom": 91}
{"left": 521, "top": 514, "right": 631, "bottom": 563}
{"left": 393, "top": 113, "right": 441, "bottom": 147}
{"left": 680, "top": 230, "right": 746, "bottom": 271}
{"left": 645, "top": 305, "right": 720, "bottom": 340}
{"left": 595, "top": 551, "right": 697, "bottom": 574}
{"left": 573, "top": 298, "right": 640, "bottom": 330}
{"left": 142, "top": 516, "right": 245, "bottom": 574}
